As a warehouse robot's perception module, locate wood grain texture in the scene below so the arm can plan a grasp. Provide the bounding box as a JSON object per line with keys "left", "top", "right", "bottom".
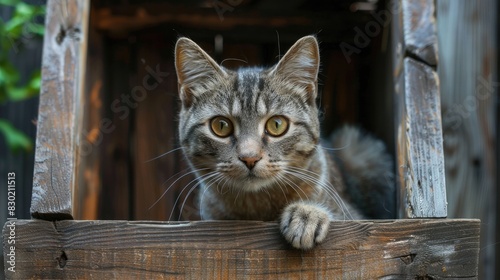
{"left": 396, "top": 58, "right": 447, "bottom": 218}
{"left": 3, "top": 219, "right": 479, "bottom": 279}
{"left": 75, "top": 6, "right": 105, "bottom": 220}
{"left": 437, "top": 1, "right": 498, "bottom": 279}
{"left": 31, "top": 0, "right": 89, "bottom": 220}
{"left": 401, "top": 0, "right": 438, "bottom": 66}
{"left": 133, "top": 40, "right": 178, "bottom": 221}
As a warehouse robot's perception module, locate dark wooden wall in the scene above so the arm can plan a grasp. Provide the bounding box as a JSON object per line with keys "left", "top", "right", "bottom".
{"left": 437, "top": 1, "right": 498, "bottom": 279}
{"left": 76, "top": 0, "right": 394, "bottom": 221}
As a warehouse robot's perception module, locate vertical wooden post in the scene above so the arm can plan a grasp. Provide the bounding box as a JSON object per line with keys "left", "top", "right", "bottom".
{"left": 31, "top": 0, "right": 89, "bottom": 220}
{"left": 393, "top": 0, "right": 447, "bottom": 218}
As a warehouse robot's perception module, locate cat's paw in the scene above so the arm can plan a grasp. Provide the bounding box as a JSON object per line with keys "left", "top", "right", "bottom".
{"left": 280, "top": 202, "right": 332, "bottom": 250}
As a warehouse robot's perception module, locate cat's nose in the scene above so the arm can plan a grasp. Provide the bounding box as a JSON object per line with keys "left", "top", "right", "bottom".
{"left": 239, "top": 156, "right": 262, "bottom": 170}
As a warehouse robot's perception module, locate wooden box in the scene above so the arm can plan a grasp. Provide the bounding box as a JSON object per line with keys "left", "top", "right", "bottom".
{"left": 3, "top": 0, "right": 480, "bottom": 278}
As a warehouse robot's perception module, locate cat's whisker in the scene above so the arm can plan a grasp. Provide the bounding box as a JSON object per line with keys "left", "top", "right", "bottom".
{"left": 285, "top": 167, "right": 347, "bottom": 215}
{"left": 199, "top": 174, "right": 231, "bottom": 219}
{"left": 278, "top": 173, "right": 308, "bottom": 202}
{"left": 298, "top": 170, "right": 353, "bottom": 221}
{"left": 149, "top": 167, "right": 211, "bottom": 211}
{"left": 272, "top": 174, "right": 289, "bottom": 205}
{"left": 218, "top": 176, "right": 231, "bottom": 195}
{"left": 198, "top": 178, "right": 214, "bottom": 220}
{"left": 168, "top": 171, "right": 219, "bottom": 221}
{"left": 275, "top": 30, "right": 282, "bottom": 60}
{"left": 178, "top": 173, "right": 224, "bottom": 221}
{"left": 284, "top": 169, "right": 342, "bottom": 216}
{"left": 144, "top": 147, "right": 184, "bottom": 163}
{"left": 233, "top": 184, "right": 244, "bottom": 205}
{"left": 284, "top": 167, "right": 354, "bottom": 220}
{"left": 316, "top": 143, "right": 352, "bottom": 152}
{"left": 220, "top": 58, "right": 248, "bottom": 66}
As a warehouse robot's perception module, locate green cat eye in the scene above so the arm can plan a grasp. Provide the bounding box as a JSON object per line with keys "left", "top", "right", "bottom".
{"left": 265, "top": 116, "right": 289, "bottom": 137}
{"left": 210, "top": 116, "right": 233, "bottom": 137}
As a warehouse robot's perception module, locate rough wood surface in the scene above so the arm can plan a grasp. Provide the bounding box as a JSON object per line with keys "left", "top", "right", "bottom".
{"left": 392, "top": 0, "right": 447, "bottom": 218}
{"left": 395, "top": 58, "right": 447, "bottom": 218}
{"left": 3, "top": 219, "right": 479, "bottom": 279}
{"left": 402, "top": 0, "right": 438, "bottom": 66}
{"left": 437, "top": 1, "right": 498, "bottom": 279}
{"left": 30, "top": 0, "right": 89, "bottom": 220}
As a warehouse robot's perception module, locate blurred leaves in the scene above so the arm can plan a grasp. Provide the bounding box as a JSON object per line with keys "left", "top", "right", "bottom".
{"left": 0, "top": 0, "right": 45, "bottom": 153}
{"left": 0, "top": 118, "right": 33, "bottom": 152}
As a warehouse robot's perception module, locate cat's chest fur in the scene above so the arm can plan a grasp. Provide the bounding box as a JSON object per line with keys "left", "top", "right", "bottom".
{"left": 199, "top": 175, "right": 317, "bottom": 221}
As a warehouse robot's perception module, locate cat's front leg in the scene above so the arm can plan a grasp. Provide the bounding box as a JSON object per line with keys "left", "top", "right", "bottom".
{"left": 280, "top": 201, "right": 332, "bottom": 250}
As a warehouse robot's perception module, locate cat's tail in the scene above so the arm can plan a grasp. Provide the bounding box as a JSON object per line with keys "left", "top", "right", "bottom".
{"left": 329, "top": 126, "right": 396, "bottom": 219}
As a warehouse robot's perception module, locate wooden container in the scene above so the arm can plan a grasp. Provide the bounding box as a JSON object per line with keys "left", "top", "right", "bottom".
{"left": 3, "top": 0, "right": 480, "bottom": 278}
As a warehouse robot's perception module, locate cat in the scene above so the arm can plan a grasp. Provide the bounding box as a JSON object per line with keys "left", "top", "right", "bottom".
{"left": 174, "top": 35, "right": 394, "bottom": 250}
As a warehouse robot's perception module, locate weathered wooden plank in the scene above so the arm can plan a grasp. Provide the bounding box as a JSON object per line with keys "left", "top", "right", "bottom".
{"left": 3, "top": 219, "right": 479, "bottom": 279}
{"left": 437, "top": 1, "right": 498, "bottom": 279}
{"left": 401, "top": 0, "right": 438, "bottom": 66}
{"left": 396, "top": 58, "right": 447, "bottom": 218}
{"left": 31, "top": 0, "right": 89, "bottom": 220}
{"left": 93, "top": 3, "right": 362, "bottom": 35}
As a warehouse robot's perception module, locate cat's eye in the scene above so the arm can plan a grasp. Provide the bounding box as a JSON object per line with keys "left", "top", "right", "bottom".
{"left": 210, "top": 116, "right": 233, "bottom": 137}
{"left": 265, "top": 116, "right": 289, "bottom": 137}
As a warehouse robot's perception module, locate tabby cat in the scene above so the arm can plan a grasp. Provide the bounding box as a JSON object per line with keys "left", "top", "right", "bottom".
{"left": 174, "top": 35, "right": 394, "bottom": 250}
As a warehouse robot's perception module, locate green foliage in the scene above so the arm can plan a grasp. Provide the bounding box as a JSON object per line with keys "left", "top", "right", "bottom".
{"left": 0, "top": 0, "right": 45, "bottom": 153}
{"left": 0, "top": 118, "right": 32, "bottom": 152}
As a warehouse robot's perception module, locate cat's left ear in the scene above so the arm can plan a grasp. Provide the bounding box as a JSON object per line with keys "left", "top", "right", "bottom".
{"left": 175, "top": 37, "right": 227, "bottom": 108}
{"left": 271, "top": 35, "right": 320, "bottom": 103}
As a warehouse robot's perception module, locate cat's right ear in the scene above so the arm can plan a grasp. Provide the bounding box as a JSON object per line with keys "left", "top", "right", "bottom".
{"left": 175, "top": 37, "right": 227, "bottom": 107}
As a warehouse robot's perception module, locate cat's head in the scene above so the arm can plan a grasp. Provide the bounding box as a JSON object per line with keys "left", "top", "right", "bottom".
{"left": 175, "top": 36, "right": 320, "bottom": 192}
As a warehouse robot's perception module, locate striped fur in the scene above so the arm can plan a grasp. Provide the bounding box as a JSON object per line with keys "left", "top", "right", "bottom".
{"left": 175, "top": 36, "right": 394, "bottom": 250}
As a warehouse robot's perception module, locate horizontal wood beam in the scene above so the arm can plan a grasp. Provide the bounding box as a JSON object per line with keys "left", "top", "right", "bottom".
{"left": 92, "top": 3, "right": 372, "bottom": 42}
{"left": 3, "top": 219, "right": 479, "bottom": 279}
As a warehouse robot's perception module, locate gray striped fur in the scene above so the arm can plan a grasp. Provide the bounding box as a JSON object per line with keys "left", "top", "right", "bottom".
{"left": 174, "top": 36, "right": 394, "bottom": 250}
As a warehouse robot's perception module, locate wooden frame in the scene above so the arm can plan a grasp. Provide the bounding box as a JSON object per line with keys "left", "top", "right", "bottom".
{"left": 8, "top": 219, "right": 479, "bottom": 279}
{"left": 3, "top": 0, "right": 480, "bottom": 278}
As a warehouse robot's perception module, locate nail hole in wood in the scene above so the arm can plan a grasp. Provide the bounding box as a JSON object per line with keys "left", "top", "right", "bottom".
{"left": 57, "top": 251, "right": 68, "bottom": 268}
{"left": 56, "top": 26, "right": 66, "bottom": 45}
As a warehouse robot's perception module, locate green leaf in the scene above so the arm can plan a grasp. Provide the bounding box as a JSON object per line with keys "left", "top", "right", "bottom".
{"left": 0, "top": 0, "right": 21, "bottom": 6}
{"left": 4, "top": 2, "right": 46, "bottom": 40}
{"left": 0, "top": 61, "right": 20, "bottom": 85}
{"left": 27, "top": 70, "right": 41, "bottom": 91}
{"left": 7, "top": 86, "right": 30, "bottom": 101}
{"left": 15, "top": 2, "right": 36, "bottom": 16}
{"left": 0, "top": 2, "right": 45, "bottom": 103}
{"left": 0, "top": 118, "right": 33, "bottom": 153}
{"left": 27, "top": 23, "right": 45, "bottom": 36}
